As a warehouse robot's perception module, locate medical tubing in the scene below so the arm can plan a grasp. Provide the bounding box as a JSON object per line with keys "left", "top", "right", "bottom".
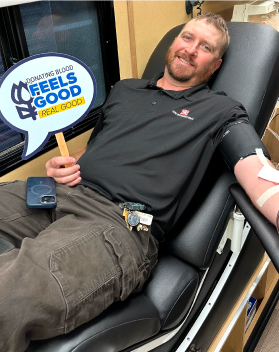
{"left": 231, "top": 211, "right": 245, "bottom": 253}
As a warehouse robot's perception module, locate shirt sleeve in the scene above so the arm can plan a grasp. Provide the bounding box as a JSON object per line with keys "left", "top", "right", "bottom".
{"left": 87, "top": 83, "right": 118, "bottom": 145}
{"left": 218, "top": 107, "right": 270, "bottom": 170}
{"left": 87, "top": 109, "right": 105, "bottom": 145}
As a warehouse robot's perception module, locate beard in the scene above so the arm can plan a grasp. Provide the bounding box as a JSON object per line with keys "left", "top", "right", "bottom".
{"left": 165, "top": 47, "right": 214, "bottom": 84}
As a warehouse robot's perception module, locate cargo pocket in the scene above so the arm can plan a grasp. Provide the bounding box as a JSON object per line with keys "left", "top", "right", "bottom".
{"left": 133, "top": 228, "right": 159, "bottom": 293}
{"left": 104, "top": 228, "right": 140, "bottom": 301}
{"left": 50, "top": 225, "right": 123, "bottom": 333}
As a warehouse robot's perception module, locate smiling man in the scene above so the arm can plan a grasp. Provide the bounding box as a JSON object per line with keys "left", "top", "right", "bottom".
{"left": 160, "top": 15, "right": 225, "bottom": 89}
{"left": 0, "top": 12, "right": 278, "bottom": 352}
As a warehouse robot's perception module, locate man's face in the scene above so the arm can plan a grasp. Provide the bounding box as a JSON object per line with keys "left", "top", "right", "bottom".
{"left": 165, "top": 19, "right": 223, "bottom": 87}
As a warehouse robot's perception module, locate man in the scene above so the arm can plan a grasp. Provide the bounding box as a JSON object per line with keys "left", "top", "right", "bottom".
{"left": 0, "top": 13, "right": 278, "bottom": 352}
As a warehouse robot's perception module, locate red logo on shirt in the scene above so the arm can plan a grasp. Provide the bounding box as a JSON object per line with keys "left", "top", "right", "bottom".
{"left": 180, "top": 109, "right": 190, "bottom": 116}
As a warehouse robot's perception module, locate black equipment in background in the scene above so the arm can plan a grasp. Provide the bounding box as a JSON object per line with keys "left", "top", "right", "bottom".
{"left": 185, "top": 1, "right": 205, "bottom": 17}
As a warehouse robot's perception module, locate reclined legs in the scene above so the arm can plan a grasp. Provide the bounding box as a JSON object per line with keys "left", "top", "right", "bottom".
{"left": 0, "top": 181, "right": 158, "bottom": 352}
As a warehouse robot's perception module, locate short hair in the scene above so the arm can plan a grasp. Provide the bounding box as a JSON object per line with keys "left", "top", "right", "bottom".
{"left": 188, "top": 12, "right": 230, "bottom": 58}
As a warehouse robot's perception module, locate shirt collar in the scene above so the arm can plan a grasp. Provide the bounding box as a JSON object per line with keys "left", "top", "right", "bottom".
{"left": 140, "top": 72, "right": 209, "bottom": 101}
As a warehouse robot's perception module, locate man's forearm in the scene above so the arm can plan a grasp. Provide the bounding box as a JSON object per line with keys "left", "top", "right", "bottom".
{"left": 234, "top": 155, "right": 279, "bottom": 226}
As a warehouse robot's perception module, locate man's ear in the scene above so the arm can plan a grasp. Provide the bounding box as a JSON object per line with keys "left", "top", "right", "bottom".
{"left": 214, "top": 58, "right": 222, "bottom": 72}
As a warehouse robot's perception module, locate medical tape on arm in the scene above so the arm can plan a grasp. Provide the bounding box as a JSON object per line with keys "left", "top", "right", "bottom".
{"left": 255, "top": 148, "right": 279, "bottom": 207}
{"left": 257, "top": 185, "right": 279, "bottom": 207}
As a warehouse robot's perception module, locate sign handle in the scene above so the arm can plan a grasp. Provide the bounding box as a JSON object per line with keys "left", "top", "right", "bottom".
{"left": 55, "top": 132, "right": 72, "bottom": 168}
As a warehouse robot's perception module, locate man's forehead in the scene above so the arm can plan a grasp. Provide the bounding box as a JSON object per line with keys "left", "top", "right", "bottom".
{"left": 179, "top": 19, "right": 218, "bottom": 36}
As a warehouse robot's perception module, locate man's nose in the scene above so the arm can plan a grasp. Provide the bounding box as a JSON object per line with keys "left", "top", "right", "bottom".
{"left": 185, "top": 43, "right": 198, "bottom": 56}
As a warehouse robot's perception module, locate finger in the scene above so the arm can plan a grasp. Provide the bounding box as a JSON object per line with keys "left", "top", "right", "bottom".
{"left": 48, "top": 156, "right": 76, "bottom": 169}
{"left": 64, "top": 177, "right": 82, "bottom": 187}
{"left": 55, "top": 164, "right": 80, "bottom": 177}
{"left": 48, "top": 164, "right": 80, "bottom": 178}
{"left": 55, "top": 170, "right": 81, "bottom": 185}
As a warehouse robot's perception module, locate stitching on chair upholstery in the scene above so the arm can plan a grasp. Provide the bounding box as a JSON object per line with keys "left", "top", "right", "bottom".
{"left": 202, "top": 194, "right": 231, "bottom": 268}
{"left": 161, "top": 273, "right": 199, "bottom": 330}
{"left": 71, "top": 317, "right": 161, "bottom": 352}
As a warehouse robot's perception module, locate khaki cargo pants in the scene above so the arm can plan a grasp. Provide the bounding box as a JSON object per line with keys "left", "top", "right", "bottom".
{"left": 0, "top": 181, "right": 158, "bottom": 352}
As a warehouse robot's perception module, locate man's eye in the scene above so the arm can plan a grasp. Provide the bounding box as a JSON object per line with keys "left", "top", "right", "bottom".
{"left": 183, "top": 35, "right": 191, "bottom": 40}
{"left": 203, "top": 45, "right": 211, "bottom": 51}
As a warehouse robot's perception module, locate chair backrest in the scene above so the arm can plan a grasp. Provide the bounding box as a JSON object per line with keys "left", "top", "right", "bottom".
{"left": 142, "top": 22, "right": 279, "bottom": 270}
{"left": 143, "top": 22, "right": 279, "bottom": 135}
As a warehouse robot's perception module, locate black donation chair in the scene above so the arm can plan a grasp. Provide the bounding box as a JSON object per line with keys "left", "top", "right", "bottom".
{"left": 1, "top": 21, "right": 279, "bottom": 352}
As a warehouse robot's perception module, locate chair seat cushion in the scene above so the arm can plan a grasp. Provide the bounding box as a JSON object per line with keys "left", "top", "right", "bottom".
{"left": 27, "top": 254, "right": 199, "bottom": 351}
{"left": 27, "top": 294, "right": 161, "bottom": 352}
{"left": 143, "top": 254, "right": 199, "bottom": 330}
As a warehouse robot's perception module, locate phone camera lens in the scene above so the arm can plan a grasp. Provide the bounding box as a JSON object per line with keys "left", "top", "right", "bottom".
{"left": 41, "top": 196, "right": 55, "bottom": 203}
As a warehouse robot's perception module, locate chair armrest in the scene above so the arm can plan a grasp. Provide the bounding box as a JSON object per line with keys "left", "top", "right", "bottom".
{"left": 229, "top": 183, "right": 279, "bottom": 272}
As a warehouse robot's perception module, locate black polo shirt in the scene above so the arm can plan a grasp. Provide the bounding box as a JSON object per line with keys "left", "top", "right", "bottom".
{"left": 79, "top": 73, "right": 248, "bottom": 232}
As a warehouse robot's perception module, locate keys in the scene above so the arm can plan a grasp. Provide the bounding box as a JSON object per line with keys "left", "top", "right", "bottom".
{"left": 123, "top": 208, "right": 151, "bottom": 232}
{"left": 123, "top": 208, "right": 128, "bottom": 223}
{"left": 123, "top": 208, "right": 131, "bottom": 230}
{"left": 136, "top": 224, "right": 149, "bottom": 232}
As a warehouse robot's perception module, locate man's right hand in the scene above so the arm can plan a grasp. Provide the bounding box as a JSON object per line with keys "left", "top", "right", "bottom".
{"left": 46, "top": 156, "right": 81, "bottom": 187}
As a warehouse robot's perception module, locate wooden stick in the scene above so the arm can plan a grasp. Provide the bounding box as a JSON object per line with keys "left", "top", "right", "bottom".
{"left": 55, "top": 132, "right": 72, "bottom": 167}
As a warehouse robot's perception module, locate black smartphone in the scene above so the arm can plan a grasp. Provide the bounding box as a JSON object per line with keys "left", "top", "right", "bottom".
{"left": 26, "top": 177, "right": 57, "bottom": 209}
